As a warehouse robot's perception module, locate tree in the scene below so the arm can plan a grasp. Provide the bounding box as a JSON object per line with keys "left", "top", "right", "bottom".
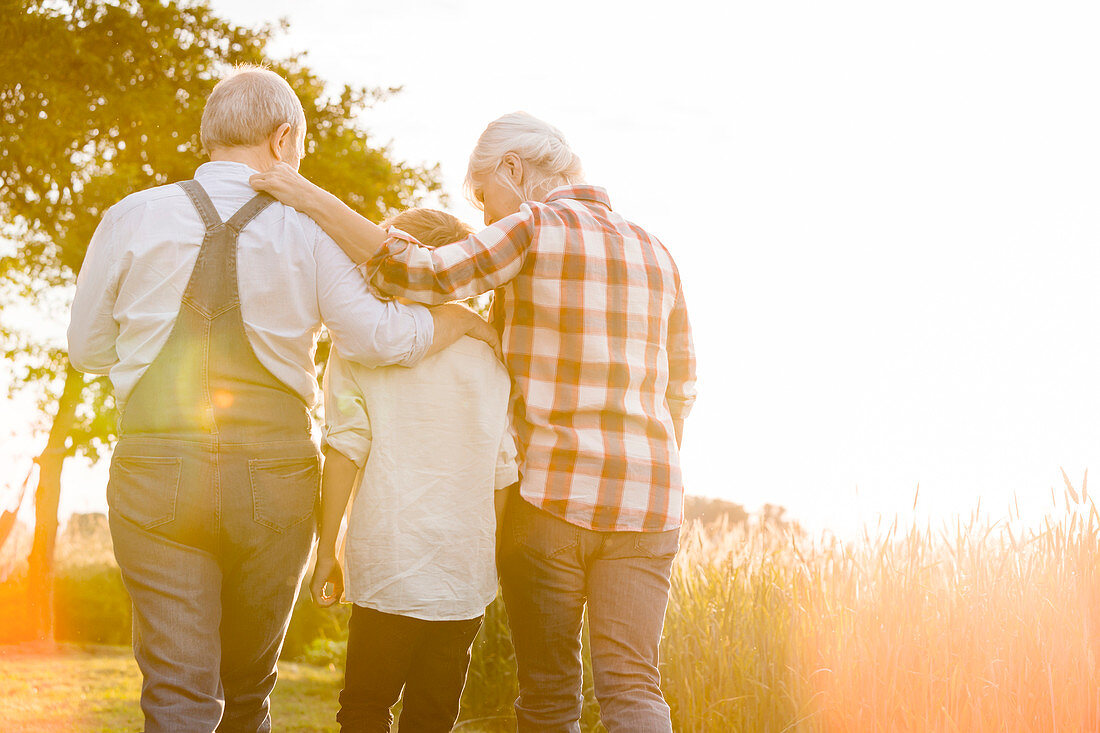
{"left": 0, "top": 0, "right": 441, "bottom": 640}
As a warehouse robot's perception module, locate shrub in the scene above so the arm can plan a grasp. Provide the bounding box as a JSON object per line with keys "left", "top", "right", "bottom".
{"left": 53, "top": 563, "right": 131, "bottom": 645}
{"left": 282, "top": 591, "right": 351, "bottom": 661}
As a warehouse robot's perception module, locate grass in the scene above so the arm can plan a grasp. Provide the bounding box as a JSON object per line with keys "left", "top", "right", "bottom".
{"left": 0, "top": 643, "right": 342, "bottom": 733}
{"left": 6, "top": 478, "right": 1100, "bottom": 730}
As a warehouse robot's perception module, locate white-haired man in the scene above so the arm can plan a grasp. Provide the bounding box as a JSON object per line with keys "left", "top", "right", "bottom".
{"left": 67, "top": 66, "right": 492, "bottom": 733}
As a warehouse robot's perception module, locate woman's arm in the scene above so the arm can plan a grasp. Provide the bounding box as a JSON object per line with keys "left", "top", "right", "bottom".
{"left": 253, "top": 163, "right": 535, "bottom": 305}
{"left": 251, "top": 163, "right": 387, "bottom": 263}
{"left": 666, "top": 284, "right": 696, "bottom": 449}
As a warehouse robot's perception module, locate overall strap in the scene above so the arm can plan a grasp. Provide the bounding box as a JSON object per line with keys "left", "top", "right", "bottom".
{"left": 226, "top": 193, "right": 277, "bottom": 234}
{"left": 178, "top": 179, "right": 223, "bottom": 231}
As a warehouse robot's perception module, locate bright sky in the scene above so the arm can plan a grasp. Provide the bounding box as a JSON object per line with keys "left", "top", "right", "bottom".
{"left": 5, "top": 0, "right": 1100, "bottom": 537}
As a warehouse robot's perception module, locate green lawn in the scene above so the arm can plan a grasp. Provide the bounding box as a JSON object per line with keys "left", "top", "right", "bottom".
{"left": 0, "top": 643, "right": 343, "bottom": 732}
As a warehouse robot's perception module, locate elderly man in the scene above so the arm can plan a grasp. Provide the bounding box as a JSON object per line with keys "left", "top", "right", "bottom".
{"left": 67, "top": 66, "right": 491, "bottom": 733}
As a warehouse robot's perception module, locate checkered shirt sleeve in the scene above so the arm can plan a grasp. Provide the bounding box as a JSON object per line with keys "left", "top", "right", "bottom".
{"left": 363, "top": 186, "right": 697, "bottom": 532}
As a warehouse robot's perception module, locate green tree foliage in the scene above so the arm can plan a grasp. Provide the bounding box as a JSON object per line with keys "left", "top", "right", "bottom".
{"left": 0, "top": 0, "right": 441, "bottom": 639}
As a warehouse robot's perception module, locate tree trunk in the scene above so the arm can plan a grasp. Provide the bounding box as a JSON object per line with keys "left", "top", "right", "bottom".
{"left": 25, "top": 362, "right": 84, "bottom": 642}
{"left": 0, "top": 465, "right": 32, "bottom": 557}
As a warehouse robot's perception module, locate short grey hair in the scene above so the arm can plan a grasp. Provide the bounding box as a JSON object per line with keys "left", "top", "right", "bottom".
{"left": 200, "top": 65, "right": 306, "bottom": 155}
{"left": 465, "top": 111, "right": 584, "bottom": 207}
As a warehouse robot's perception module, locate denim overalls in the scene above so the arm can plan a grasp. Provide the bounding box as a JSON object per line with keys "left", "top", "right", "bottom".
{"left": 108, "top": 180, "right": 320, "bottom": 733}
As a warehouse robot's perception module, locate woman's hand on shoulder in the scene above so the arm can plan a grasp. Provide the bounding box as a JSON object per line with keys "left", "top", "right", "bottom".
{"left": 250, "top": 162, "right": 320, "bottom": 212}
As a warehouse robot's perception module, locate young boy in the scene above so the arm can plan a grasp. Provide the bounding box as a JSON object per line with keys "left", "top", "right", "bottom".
{"left": 310, "top": 208, "right": 518, "bottom": 732}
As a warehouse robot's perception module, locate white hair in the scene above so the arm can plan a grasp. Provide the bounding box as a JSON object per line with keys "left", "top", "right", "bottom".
{"left": 200, "top": 65, "right": 306, "bottom": 155}
{"left": 465, "top": 111, "right": 584, "bottom": 207}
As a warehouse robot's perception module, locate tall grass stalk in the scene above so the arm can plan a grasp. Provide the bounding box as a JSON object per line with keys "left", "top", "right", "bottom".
{"left": 654, "top": 486, "right": 1100, "bottom": 731}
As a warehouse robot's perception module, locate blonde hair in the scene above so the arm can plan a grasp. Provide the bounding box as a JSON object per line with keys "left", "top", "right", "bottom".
{"left": 200, "top": 65, "right": 306, "bottom": 155}
{"left": 464, "top": 111, "right": 584, "bottom": 208}
{"left": 382, "top": 208, "right": 474, "bottom": 249}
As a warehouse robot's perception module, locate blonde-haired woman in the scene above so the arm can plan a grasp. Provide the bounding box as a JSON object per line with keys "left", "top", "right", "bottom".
{"left": 252, "top": 111, "right": 697, "bottom": 733}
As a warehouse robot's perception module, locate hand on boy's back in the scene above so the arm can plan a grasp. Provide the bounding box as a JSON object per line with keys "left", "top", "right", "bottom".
{"left": 310, "top": 555, "right": 344, "bottom": 608}
{"left": 467, "top": 315, "right": 503, "bottom": 361}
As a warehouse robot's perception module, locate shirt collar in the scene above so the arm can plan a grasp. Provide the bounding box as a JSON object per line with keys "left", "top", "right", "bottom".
{"left": 195, "top": 160, "right": 262, "bottom": 180}
{"left": 544, "top": 185, "right": 612, "bottom": 209}
{"left": 192, "top": 161, "right": 266, "bottom": 201}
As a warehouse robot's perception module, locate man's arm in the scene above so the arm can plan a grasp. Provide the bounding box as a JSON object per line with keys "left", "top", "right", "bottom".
{"left": 68, "top": 207, "right": 124, "bottom": 373}
{"left": 314, "top": 227, "right": 434, "bottom": 368}
{"left": 424, "top": 304, "right": 501, "bottom": 360}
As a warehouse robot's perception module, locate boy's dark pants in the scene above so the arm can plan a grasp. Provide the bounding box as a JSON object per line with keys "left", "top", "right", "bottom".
{"left": 337, "top": 605, "right": 483, "bottom": 732}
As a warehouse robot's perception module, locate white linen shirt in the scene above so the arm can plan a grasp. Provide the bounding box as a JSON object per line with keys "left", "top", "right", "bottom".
{"left": 323, "top": 336, "right": 519, "bottom": 621}
{"left": 67, "top": 161, "right": 433, "bottom": 408}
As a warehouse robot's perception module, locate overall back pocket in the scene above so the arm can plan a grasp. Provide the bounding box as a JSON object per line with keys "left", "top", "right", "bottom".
{"left": 248, "top": 456, "right": 320, "bottom": 533}
{"left": 107, "top": 455, "right": 183, "bottom": 530}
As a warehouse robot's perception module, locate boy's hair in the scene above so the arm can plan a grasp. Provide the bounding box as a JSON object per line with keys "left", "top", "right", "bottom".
{"left": 382, "top": 208, "right": 474, "bottom": 249}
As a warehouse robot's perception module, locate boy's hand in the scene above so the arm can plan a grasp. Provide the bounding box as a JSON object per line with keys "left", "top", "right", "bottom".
{"left": 310, "top": 554, "right": 344, "bottom": 608}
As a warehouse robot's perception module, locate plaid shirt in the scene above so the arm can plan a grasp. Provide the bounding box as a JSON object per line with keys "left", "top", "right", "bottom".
{"left": 365, "top": 185, "right": 696, "bottom": 531}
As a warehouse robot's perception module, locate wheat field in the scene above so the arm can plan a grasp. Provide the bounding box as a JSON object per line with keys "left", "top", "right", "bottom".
{"left": 655, "top": 477, "right": 1100, "bottom": 731}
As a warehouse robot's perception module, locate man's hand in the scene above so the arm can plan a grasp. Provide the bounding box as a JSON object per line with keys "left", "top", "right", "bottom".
{"left": 310, "top": 553, "right": 344, "bottom": 608}
{"left": 425, "top": 303, "right": 502, "bottom": 360}
{"left": 250, "top": 162, "right": 321, "bottom": 212}
{"left": 466, "top": 311, "right": 503, "bottom": 361}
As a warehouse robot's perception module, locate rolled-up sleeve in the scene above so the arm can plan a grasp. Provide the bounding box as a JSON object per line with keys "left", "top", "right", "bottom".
{"left": 321, "top": 352, "right": 372, "bottom": 467}
{"left": 363, "top": 207, "right": 536, "bottom": 305}
{"left": 666, "top": 283, "right": 697, "bottom": 421}
{"left": 68, "top": 206, "right": 123, "bottom": 374}
{"left": 315, "top": 229, "right": 433, "bottom": 368}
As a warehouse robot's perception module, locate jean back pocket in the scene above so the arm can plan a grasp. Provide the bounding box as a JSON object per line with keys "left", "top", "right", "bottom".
{"left": 107, "top": 455, "right": 183, "bottom": 530}
{"left": 248, "top": 455, "right": 320, "bottom": 533}
{"left": 510, "top": 497, "right": 581, "bottom": 559}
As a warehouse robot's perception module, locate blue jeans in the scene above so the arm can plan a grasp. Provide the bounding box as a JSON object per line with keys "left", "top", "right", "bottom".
{"left": 109, "top": 436, "right": 319, "bottom": 733}
{"left": 498, "top": 495, "right": 679, "bottom": 733}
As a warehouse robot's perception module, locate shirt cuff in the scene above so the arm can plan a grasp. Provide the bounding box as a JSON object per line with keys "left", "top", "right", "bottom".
{"left": 398, "top": 302, "right": 434, "bottom": 367}
{"left": 322, "top": 430, "right": 371, "bottom": 469}
{"left": 361, "top": 227, "right": 414, "bottom": 294}
{"left": 321, "top": 420, "right": 371, "bottom": 464}
{"left": 668, "top": 394, "right": 696, "bottom": 421}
